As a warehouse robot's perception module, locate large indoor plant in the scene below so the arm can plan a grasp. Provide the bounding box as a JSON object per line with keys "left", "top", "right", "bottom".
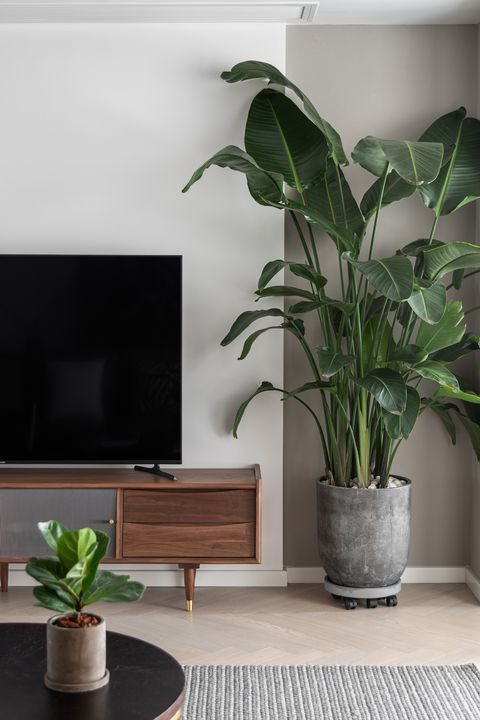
{"left": 183, "top": 61, "right": 480, "bottom": 607}
{"left": 27, "top": 520, "right": 145, "bottom": 692}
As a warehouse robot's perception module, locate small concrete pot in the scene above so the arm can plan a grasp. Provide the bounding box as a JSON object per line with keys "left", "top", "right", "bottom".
{"left": 45, "top": 614, "right": 110, "bottom": 693}
{"left": 317, "top": 477, "right": 411, "bottom": 588}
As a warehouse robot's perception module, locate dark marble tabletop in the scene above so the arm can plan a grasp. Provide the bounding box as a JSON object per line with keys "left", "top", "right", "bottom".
{"left": 0, "top": 622, "right": 185, "bottom": 719}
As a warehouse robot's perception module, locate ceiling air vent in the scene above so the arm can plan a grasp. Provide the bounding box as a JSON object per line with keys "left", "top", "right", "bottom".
{"left": 0, "top": 1, "right": 319, "bottom": 23}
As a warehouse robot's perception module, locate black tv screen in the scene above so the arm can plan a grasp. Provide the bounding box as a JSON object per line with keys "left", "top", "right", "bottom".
{"left": 0, "top": 255, "right": 182, "bottom": 464}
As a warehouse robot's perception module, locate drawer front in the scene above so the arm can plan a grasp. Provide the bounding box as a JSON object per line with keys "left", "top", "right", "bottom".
{"left": 123, "top": 522, "right": 255, "bottom": 558}
{"left": 0, "top": 489, "right": 117, "bottom": 558}
{"left": 124, "top": 489, "right": 255, "bottom": 525}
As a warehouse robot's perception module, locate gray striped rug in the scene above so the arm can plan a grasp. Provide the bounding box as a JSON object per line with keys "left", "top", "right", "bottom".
{"left": 183, "top": 665, "right": 480, "bottom": 719}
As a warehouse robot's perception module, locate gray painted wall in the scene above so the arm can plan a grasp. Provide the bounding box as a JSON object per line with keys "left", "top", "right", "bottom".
{"left": 285, "top": 25, "right": 479, "bottom": 568}
{"left": 469, "top": 25, "right": 480, "bottom": 580}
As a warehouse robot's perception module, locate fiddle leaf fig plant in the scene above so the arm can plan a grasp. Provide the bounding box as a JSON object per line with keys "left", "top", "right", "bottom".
{"left": 183, "top": 60, "right": 480, "bottom": 489}
{"left": 27, "top": 521, "right": 145, "bottom": 620}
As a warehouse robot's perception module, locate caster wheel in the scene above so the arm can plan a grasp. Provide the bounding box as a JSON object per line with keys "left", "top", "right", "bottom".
{"left": 331, "top": 594, "right": 341, "bottom": 601}
{"left": 386, "top": 595, "right": 398, "bottom": 607}
{"left": 344, "top": 598, "right": 357, "bottom": 610}
{"left": 366, "top": 599, "right": 378, "bottom": 609}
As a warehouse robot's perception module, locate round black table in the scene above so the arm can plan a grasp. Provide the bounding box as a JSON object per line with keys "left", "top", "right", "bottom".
{"left": 0, "top": 623, "right": 185, "bottom": 720}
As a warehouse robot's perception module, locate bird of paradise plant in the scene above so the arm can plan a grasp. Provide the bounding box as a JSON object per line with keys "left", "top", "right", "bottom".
{"left": 184, "top": 61, "right": 480, "bottom": 489}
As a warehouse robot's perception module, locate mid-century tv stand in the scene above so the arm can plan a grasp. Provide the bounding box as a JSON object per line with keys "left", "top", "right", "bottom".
{"left": 0, "top": 466, "right": 261, "bottom": 611}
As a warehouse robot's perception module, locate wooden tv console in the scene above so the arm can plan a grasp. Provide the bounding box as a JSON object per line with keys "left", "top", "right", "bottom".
{"left": 0, "top": 465, "right": 261, "bottom": 611}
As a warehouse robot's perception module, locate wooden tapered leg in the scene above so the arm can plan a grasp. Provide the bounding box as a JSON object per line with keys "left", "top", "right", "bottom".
{"left": 1, "top": 563, "right": 8, "bottom": 592}
{"left": 179, "top": 564, "right": 199, "bottom": 612}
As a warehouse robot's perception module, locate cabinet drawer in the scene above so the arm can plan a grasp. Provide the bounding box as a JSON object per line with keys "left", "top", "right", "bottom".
{"left": 123, "top": 489, "right": 255, "bottom": 525}
{"left": 123, "top": 522, "right": 255, "bottom": 558}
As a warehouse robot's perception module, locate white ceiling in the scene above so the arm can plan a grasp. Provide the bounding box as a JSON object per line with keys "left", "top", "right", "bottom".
{"left": 0, "top": 0, "right": 479, "bottom": 24}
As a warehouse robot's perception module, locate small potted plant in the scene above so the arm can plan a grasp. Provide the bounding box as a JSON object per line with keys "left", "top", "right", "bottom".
{"left": 27, "top": 520, "right": 145, "bottom": 693}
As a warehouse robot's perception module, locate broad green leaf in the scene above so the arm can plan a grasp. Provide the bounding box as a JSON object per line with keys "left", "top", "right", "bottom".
{"left": 26, "top": 557, "right": 64, "bottom": 585}
{"left": 82, "top": 570, "right": 145, "bottom": 606}
{"left": 33, "top": 586, "right": 76, "bottom": 613}
{"left": 289, "top": 263, "right": 327, "bottom": 290}
{"left": 26, "top": 557, "right": 79, "bottom": 605}
{"left": 257, "top": 260, "right": 327, "bottom": 291}
{"left": 414, "top": 361, "right": 459, "bottom": 389}
{"left": 407, "top": 280, "right": 446, "bottom": 324}
{"left": 344, "top": 252, "right": 414, "bottom": 301}
{"left": 432, "top": 334, "right": 480, "bottom": 363}
{"left": 389, "top": 344, "right": 429, "bottom": 365}
{"left": 245, "top": 89, "right": 328, "bottom": 191}
{"left": 316, "top": 347, "right": 354, "bottom": 378}
{"left": 255, "top": 286, "right": 316, "bottom": 301}
{"left": 182, "top": 145, "right": 284, "bottom": 207}
{"left": 221, "top": 308, "right": 286, "bottom": 346}
{"left": 422, "top": 242, "right": 480, "bottom": 280}
{"left": 238, "top": 326, "right": 282, "bottom": 360}
{"left": 80, "top": 530, "right": 109, "bottom": 595}
{"left": 65, "top": 551, "right": 97, "bottom": 596}
{"left": 221, "top": 60, "right": 348, "bottom": 165}
{"left": 352, "top": 137, "right": 444, "bottom": 185}
{"left": 285, "top": 198, "right": 358, "bottom": 253}
{"left": 285, "top": 380, "right": 336, "bottom": 396}
{"left": 357, "top": 368, "right": 407, "bottom": 414}
{"left": 455, "top": 413, "right": 480, "bottom": 460}
{"left": 401, "top": 238, "right": 445, "bottom": 256}
{"left": 429, "top": 402, "right": 457, "bottom": 444}
{"left": 383, "top": 386, "right": 420, "bottom": 439}
{"left": 246, "top": 168, "right": 286, "bottom": 206}
{"left": 416, "top": 300, "right": 465, "bottom": 353}
{"left": 361, "top": 171, "right": 415, "bottom": 221}
{"left": 434, "top": 386, "right": 480, "bottom": 405}
{"left": 257, "top": 259, "right": 286, "bottom": 289}
{"left": 232, "top": 381, "right": 276, "bottom": 437}
{"left": 288, "top": 298, "right": 354, "bottom": 315}
{"left": 57, "top": 528, "right": 97, "bottom": 571}
{"left": 38, "top": 521, "right": 68, "bottom": 554}
{"left": 418, "top": 107, "right": 480, "bottom": 215}
{"left": 304, "top": 159, "right": 364, "bottom": 236}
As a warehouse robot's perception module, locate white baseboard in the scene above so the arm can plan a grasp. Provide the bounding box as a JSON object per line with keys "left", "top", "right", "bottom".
{"left": 7, "top": 564, "right": 471, "bottom": 588}
{"left": 466, "top": 567, "right": 480, "bottom": 602}
{"left": 7, "top": 565, "right": 288, "bottom": 588}
{"left": 287, "top": 566, "right": 467, "bottom": 584}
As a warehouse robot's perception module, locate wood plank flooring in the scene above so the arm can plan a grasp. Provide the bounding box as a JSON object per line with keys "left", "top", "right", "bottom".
{"left": 1, "top": 584, "right": 478, "bottom": 666}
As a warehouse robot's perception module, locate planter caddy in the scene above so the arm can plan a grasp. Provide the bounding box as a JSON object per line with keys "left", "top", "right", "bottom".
{"left": 183, "top": 60, "right": 480, "bottom": 610}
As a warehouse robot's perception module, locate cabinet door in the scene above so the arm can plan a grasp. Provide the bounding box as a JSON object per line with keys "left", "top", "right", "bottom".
{"left": 0, "top": 489, "right": 117, "bottom": 558}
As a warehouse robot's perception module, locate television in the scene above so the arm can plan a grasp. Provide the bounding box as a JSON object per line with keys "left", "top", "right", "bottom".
{"left": 0, "top": 255, "right": 182, "bottom": 465}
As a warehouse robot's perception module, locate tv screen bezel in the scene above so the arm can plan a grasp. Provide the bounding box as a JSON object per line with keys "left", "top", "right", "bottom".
{"left": 0, "top": 253, "right": 183, "bottom": 467}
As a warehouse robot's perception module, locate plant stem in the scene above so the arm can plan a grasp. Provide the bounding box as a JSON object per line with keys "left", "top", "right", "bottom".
{"left": 367, "top": 164, "right": 390, "bottom": 261}
{"left": 465, "top": 304, "right": 480, "bottom": 316}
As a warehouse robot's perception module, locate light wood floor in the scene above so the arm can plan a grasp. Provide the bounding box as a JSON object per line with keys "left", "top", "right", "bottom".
{"left": 1, "top": 584, "right": 479, "bottom": 666}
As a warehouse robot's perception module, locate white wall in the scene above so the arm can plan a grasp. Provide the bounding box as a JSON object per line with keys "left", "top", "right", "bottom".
{"left": 0, "top": 24, "right": 286, "bottom": 582}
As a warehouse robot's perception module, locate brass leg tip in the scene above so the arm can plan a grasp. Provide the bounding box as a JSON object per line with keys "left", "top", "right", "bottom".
{"left": 186, "top": 600, "right": 193, "bottom": 612}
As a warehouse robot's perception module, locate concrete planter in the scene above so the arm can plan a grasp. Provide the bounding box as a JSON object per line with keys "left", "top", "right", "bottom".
{"left": 316, "top": 477, "right": 411, "bottom": 588}
{"left": 45, "top": 614, "right": 110, "bottom": 693}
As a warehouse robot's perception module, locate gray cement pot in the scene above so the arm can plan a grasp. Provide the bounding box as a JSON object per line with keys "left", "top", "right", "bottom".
{"left": 317, "top": 477, "right": 411, "bottom": 588}
{"left": 45, "top": 614, "right": 109, "bottom": 693}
